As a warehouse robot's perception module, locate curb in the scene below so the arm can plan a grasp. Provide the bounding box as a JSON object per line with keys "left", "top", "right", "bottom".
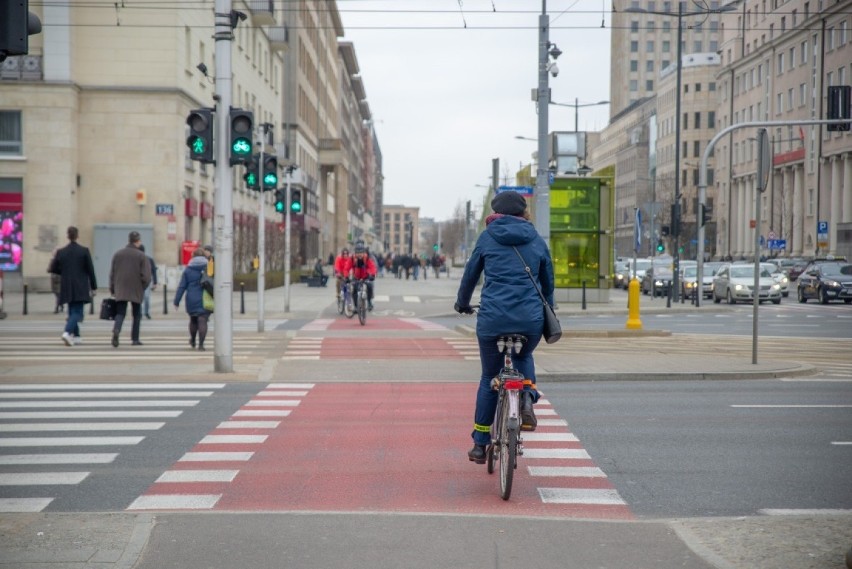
{"left": 537, "top": 364, "right": 818, "bottom": 383}
{"left": 454, "top": 324, "right": 672, "bottom": 338}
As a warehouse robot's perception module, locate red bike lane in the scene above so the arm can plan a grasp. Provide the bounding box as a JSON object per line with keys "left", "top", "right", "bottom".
{"left": 130, "top": 382, "right": 632, "bottom": 519}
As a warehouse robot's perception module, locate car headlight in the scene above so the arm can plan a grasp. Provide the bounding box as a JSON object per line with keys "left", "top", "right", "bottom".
{"left": 734, "top": 284, "right": 745, "bottom": 291}
{"left": 770, "top": 283, "right": 780, "bottom": 290}
{"left": 824, "top": 279, "right": 841, "bottom": 288}
{"left": 781, "top": 277, "right": 788, "bottom": 284}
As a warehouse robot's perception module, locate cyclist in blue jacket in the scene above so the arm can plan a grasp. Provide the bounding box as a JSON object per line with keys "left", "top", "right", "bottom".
{"left": 455, "top": 191, "right": 555, "bottom": 464}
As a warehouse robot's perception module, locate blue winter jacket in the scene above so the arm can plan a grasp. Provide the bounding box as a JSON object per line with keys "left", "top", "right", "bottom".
{"left": 174, "top": 256, "right": 209, "bottom": 316}
{"left": 456, "top": 215, "right": 555, "bottom": 338}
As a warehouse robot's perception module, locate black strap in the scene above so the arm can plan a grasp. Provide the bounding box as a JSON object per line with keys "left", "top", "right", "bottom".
{"left": 511, "top": 246, "right": 549, "bottom": 307}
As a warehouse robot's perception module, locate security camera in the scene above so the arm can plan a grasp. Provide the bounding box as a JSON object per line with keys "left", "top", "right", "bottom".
{"left": 548, "top": 62, "right": 559, "bottom": 78}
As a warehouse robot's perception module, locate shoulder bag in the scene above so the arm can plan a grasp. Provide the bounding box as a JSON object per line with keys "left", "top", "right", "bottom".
{"left": 511, "top": 246, "right": 562, "bottom": 344}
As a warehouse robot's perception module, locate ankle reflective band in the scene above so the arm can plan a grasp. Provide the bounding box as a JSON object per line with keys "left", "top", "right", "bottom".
{"left": 473, "top": 423, "right": 491, "bottom": 433}
{"left": 523, "top": 379, "right": 536, "bottom": 390}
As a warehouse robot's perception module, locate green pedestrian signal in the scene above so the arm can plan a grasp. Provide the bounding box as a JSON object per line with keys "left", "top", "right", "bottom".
{"left": 274, "top": 189, "right": 286, "bottom": 213}
{"left": 433, "top": 243, "right": 439, "bottom": 252}
{"left": 244, "top": 171, "right": 258, "bottom": 189}
{"left": 656, "top": 240, "right": 665, "bottom": 253}
{"left": 290, "top": 189, "right": 302, "bottom": 213}
{"left": 186, "top": 109, "right": 214, "bottom": 164}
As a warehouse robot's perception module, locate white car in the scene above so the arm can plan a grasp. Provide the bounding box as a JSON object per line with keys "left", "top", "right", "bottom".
{"left": 760, "top": 262, "right": 791, "bottom": 297}
{"left": 712, "top": 264, "right": 782, "bottom": 304}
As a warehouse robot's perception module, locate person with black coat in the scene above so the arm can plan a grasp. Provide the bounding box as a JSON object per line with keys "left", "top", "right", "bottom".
{"left": 49, "top": 226, "right": 98, "bottom": 346}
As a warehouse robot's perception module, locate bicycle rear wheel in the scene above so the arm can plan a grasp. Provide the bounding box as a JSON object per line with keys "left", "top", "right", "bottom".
{"left": 499, "top": 397, "right": 517, "bottom": 500}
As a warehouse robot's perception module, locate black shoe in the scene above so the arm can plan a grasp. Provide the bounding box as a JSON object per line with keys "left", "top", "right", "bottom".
{"left": 368, "top": 302, "right": 374, "bottom": 311}
{"left": 467, "top": 444, "right": 486, "bottom": 464}
{"left": 111, "top": 332, "right": 119, "bottom": 348}
{"left": 145, "top": 314, "right": 151, "bottom": 320}
{"left": 197, "top": 344, "right": 206, "bottom": 351}
{"left": 521, "top": 391, "right": 537, "bottom": 432}
{"left": 132, "top": 341, "right": 143, "bottom": 346}
{"left": 190, "top": 339, "right": 196, "bottom": 349}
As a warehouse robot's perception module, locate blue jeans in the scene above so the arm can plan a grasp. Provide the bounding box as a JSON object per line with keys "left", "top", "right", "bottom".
{"left": 143, "top": 286, "right": 152, "bottom": 316}
{"left": 64, "top": 301, "right": 85, "bottom": 337}
{"left": 471, "top": 333, "right": 541, "bottom": 445}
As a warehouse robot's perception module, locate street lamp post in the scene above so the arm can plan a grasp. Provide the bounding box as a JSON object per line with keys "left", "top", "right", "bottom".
{"left": 551, "top": 99, "right": 610, "bottom": 132}
{"left": 535, "top": 1, "right": 561, "bottom": 243}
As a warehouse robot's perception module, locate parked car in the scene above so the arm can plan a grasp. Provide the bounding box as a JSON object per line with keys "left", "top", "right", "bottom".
{"left": 781, "top": 257, "right": 812, "bottom": 282}
{"left": 712, "top": 263, "right": 782, "bottom": 304}
{"left": 796, "top": 262, "right": 852, "bottom": 304}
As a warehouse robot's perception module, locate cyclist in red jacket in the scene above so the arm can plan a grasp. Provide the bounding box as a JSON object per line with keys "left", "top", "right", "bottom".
{"left": 350, "top": 243, "right": 377, "bottom": 311}
{"left": 333, "top": 247, "right": 352, "bottom": 300}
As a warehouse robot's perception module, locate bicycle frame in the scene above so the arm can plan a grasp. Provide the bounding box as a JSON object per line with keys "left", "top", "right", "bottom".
{"left": 487, "top": 334, "right": 527, "bottom": 500}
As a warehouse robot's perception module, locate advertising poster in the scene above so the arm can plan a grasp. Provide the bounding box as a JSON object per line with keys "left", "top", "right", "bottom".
{"left": 0, "top": 211, "right": 23, "bottom": 271}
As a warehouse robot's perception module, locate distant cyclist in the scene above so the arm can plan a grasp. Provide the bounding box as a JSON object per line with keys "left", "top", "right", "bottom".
{"left": 351, "top": 242, "right": 378, "bottom": 311}
{"left": 333, "top": 247, "right": 352, "bottom": 300}
{"left": 454, "top": 191, "right": 555, "bottom": 464}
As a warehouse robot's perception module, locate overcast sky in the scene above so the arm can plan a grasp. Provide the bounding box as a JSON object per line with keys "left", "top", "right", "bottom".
{"left": 339, "top": 0, "right": 613, "bottom": 221}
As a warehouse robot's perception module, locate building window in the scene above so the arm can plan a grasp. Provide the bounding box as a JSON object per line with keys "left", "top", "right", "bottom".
{"left": 663, "top": 21, "right": 671, "bottom": 32}
{"left": 841, "top": 21, "right": 848, "bottom": 45}
{"left": 799, "top": 83, "right": 806, "bottom": 106}
{"left": 693, "top": 141, "right": 700, "bottom": 157}
{"left": 662, "top": 59, "right": 670, "bottom": 68}
{"left": 630, "top": 79, "right": 638, "bottom": 91}
{"left": 646, "top": 60, "right": 654, "bottom": 72}
{"left": 646, "top": 79, "right": 654, "bottom": 90}
{"left": 683, "top": 112, "right": 689, "bottom": 129}
{"left": 695, "top": 83, "right": 702, "bottom": 92}
{"left": 801, "top": 40, "right": 808, "bottom": 64}
{"left": 631, "top": 41, "right": 639, "bottom": 52}
{"left": 807, "top": 188, "right": 815, "bottom": 216}
{"left": 788, "top": 88, "right": 794, "bottom": 110}
{"left": 631, "top": 60, "right": 639, "bottom": 72}
{"left": 709, "top": 82, "right": 716, "bottom": 92}
{"left": 631, "top": 20, "right": 639, "bottom": 32}
{"left": 777, "top": 52, "right": 784, "bottom": 75}
{"left": 695, "top": 112, "right": 701, "bottom": 128}
{"left": 777, "top": 92, "right": 783, "bottom": 114}
{"left": 646, "top": 40, "right": 655, "bottom": 52}
{"left": 708, "top": 111, "right": 716, "bottom": 128}
{"left": 663, "top": 40, "right": 671, "bottom": 52}
{"left": 693, "top": 40, "right": 703, "bottom": 52}
{"left": 0, "top": 111, "right": 22, "bottom": 155}
{"left": 647, "top": 20, "right": 656, "bottom": 31}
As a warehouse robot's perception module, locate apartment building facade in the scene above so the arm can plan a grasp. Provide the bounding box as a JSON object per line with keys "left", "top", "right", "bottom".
{"left": 381, "top": 206, "right": 420, "bottom": 256}
{"left": 0, "top": 0, "right": 381, "bottom": 291}
{"left": 715, "top": 0, "right": 852, "bottom": 259}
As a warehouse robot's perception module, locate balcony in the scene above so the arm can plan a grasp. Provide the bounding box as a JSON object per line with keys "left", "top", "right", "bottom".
{"left": 268, "top": 25, "right": 288, "bottom": 52}
{"left": 319, "top": 138, "right": 343, "bottom": 166}
{"left": 249, "top": 0, "right": 276, "bottom": 26}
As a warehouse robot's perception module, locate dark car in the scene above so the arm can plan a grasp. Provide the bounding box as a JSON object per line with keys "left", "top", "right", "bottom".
{"left": 641, "top": 266, "right": 673, "bottom": 297}
{"left": 796, "top": 262, "right": 852, "bottom": 304}
{"left": 780, "top": 257, "right": 811, "bottom": 282}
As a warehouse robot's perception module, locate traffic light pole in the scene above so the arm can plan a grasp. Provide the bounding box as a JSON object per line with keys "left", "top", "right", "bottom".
{"left": 284, "top": 168, "right": 292, "bottom": 312}
{"left": 256, "top": 133, "right": 265, "bottom": 333}
{"left": 213, "top": 0, "right": 234, "bottom": 372}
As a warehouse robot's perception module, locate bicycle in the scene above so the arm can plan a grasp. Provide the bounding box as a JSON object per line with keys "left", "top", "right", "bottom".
{"left": 484, "top": 334, "right": 527, "bottom": 500}
{"left": 337, "top": 279, "right": 355, "bottom": 318}
{"left": 353, "top": 278, "right": 368, "bottom": 325}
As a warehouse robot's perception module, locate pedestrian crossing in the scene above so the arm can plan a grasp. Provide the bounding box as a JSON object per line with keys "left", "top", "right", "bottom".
{"left": 0, "top": 383, "right": 226, "bottom": 513}
{"left": 127, "top": 383, "right": 313, "bottom": 511}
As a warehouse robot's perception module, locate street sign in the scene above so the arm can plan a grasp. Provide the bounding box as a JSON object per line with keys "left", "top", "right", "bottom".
{"left": 496, "top": 185, "right": 534, "bottom": 196}
{"left": 767, "top": 239, "right": 787, "bottom": 250}
{"left": 817, "top": 220, "right": 829, "bottom": 235}
{"left": 768, "top": 230, "right": 777, "bottom": 239}
{"left": 155, "top": 203, "right": 174, "bottom": 216}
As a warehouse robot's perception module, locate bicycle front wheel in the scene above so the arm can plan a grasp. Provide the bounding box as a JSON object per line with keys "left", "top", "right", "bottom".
{"left": 337, "top": 294, "right": 344, "bottom": 315}
{"left": 358, "top": 298, "right": 367, "bottom": 325}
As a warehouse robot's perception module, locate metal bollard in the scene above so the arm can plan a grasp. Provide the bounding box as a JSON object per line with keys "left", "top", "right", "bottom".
{"left": 581, "top": 281, "right": 587, "bottom": 310}
{"left": 23, "top": 283, "right": 27, "bottom": 315}
{"left": 240, "top": 282, "right": 245, "bottom": 314}
{"left": 163, "top": 284, "right": 168, "bottom": 315}
{"left": 666, "top": 284, "right": 672, "bottom": 308}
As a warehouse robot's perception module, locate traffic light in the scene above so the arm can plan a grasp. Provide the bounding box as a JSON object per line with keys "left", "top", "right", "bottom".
{"left": 661, "top": 225, "right": 670, "bottom": 237}
{"left": 699, "top": 204, "right": 712, "bottom": 227}
{"left": 242, "top": 154, "right": 259, "bottom": 190}
{"left": 0, "top": 0, "right": 41, "bottom": 60}
{"left": 274, "top": 189, "right": 286, "bottom": 213}
{"left": 262, "top": 156, "right": 278, "bottom": 190}
{"left": 656, "top": 240, "right": 665, "bottom": 253}
{"left": 433, "top": 244, "right": 439, "bottom": 252}
{"left": 827, "top": 85, "right": 851, "bottom": 132}
{"left": 186, "top": 109, "right": 214, "bottom": 163}
{"left": 670, "top": 203, "right": 681, "bottom": 237}
{"left": 290, "top": 189, "right": 302, "bottom": 213}
{"left": 229, "top": 108, "right": 253, "bottom": 165}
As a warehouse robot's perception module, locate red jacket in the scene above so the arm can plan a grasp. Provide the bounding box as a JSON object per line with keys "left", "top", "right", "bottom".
{"left": 351, "top": 253, "right": 377, "bottom": 280}
{"left": 333, "top": 254, "right": 352, "bottom": 278}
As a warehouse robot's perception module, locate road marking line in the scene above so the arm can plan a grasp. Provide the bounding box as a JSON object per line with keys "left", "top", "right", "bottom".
{"left": 232, "top": 410, "right": 291, "bottom": 417}
{"left": 759, "top": 509, "right": 852, "bottom": 516}
{"left": 402, "top": 296, "right": 421, "bottom": 303}
{"left": 0, "top": 453, "right": 118, "bottom": 465}
{"left": 0, "top": 472, "right": 89, "bottom": 485}
{"left": 536, "top": 419, "right": 568, "bottom": 427}
{"left": 522, "top": 432, "right": 579, "bottom": 442}
{"left": 0, "top": 436, "right": 144, "bottom": 446}
{"left": 523, "top": 449, "right": 591, "bottom": 459}
{"left": 0, "top": 422, "right": 165, "bottom": 432}
{"left": 0, "top": 400, "right": 199, "bottom": 408}
{"left": 257, "top": 390, "right": 309, "bottom": 397}
{"left": 528, "top": 466, "right": 606, "bottom": 477}
{"left": 538, "top": 488, "right": 626, "bottom": 505}
{"left": 535, "top": 409, "right": 557, "bottom": 416}
{"left": 156, "top": 470, "right": 239, "bottom": 483}
{"left": 731, "top": 405, "right": 852, "bottom": 408}
{"left": 179, "top": 452, "right": 254, "bottom": 462}
{"left": 281, "top": 356, "right": 321, "bottom": 361}
{"left": 831, "top": 441, "right": 852, "bottom": 445}
{"left": 244, "top": 400, "right": 299, "bottom": 407}
{"left": 0, "top": 498, "right": 54, "bottom": 512}
{"left": 0, "top": 411, "right": 183, "bottom": 419}
{"left": 267, "top": 383, "right": 315, "bottom": 389}
{"left": 127, "top": 494, "right": 221, "bottom": 510}
{"left": 0, "top": 391, "right": 213, "bottom": 399}
{"left": 216, "top": 421, "right": 280, "bottom": 429}
{"left": 199, "top": 435, "right": 268, "bottom": 444}
{"left": 0, "top": 383, "right": 225, "bottom": 390}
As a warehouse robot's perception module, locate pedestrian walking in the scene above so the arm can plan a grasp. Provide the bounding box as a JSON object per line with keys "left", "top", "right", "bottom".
{"left": 174, "top": 248, "right": 212, "bottom": 350}
{"left": 49, "top": 226, "right": 98, "bottom": 346}
{"left": 47, "top": 248, "right": 64, "bottom": 313}
{"left": 139, "top": 244, "right": 158, "bottom": 319}
{"left": 109, "top": 231, "right": 151, "bottom": 347}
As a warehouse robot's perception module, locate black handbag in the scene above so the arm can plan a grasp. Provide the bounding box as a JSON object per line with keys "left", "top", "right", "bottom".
{"left": 99, "top": 298, "right": 117, "bottom": 321}
{"left": 512, "top": 246, "right": 562, "bottom": 344}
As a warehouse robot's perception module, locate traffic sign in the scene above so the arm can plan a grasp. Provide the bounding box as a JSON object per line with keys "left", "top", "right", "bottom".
{"left": 768, "top": 230, "right": 776, "bottom": 239}
{"left": 817, "top": 220, "right": 829, "bottom": 235}
{"left": 496, "top": 185, "right": 534, "bottom": 197}
{"left": 767, "top": 239, "right": 787, "bottom": 250}
{"left": 155, "top": 203, "right": 174, "bottom": 216}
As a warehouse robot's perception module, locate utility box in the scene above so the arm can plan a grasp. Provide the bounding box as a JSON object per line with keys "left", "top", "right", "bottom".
{"left": 549, "top": 176, "right": 614, "bottom": 304}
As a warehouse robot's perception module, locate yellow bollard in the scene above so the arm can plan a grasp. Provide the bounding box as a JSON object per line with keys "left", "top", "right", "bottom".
{"left": 626, "top": 277, "right": 643, "bottom": 329}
